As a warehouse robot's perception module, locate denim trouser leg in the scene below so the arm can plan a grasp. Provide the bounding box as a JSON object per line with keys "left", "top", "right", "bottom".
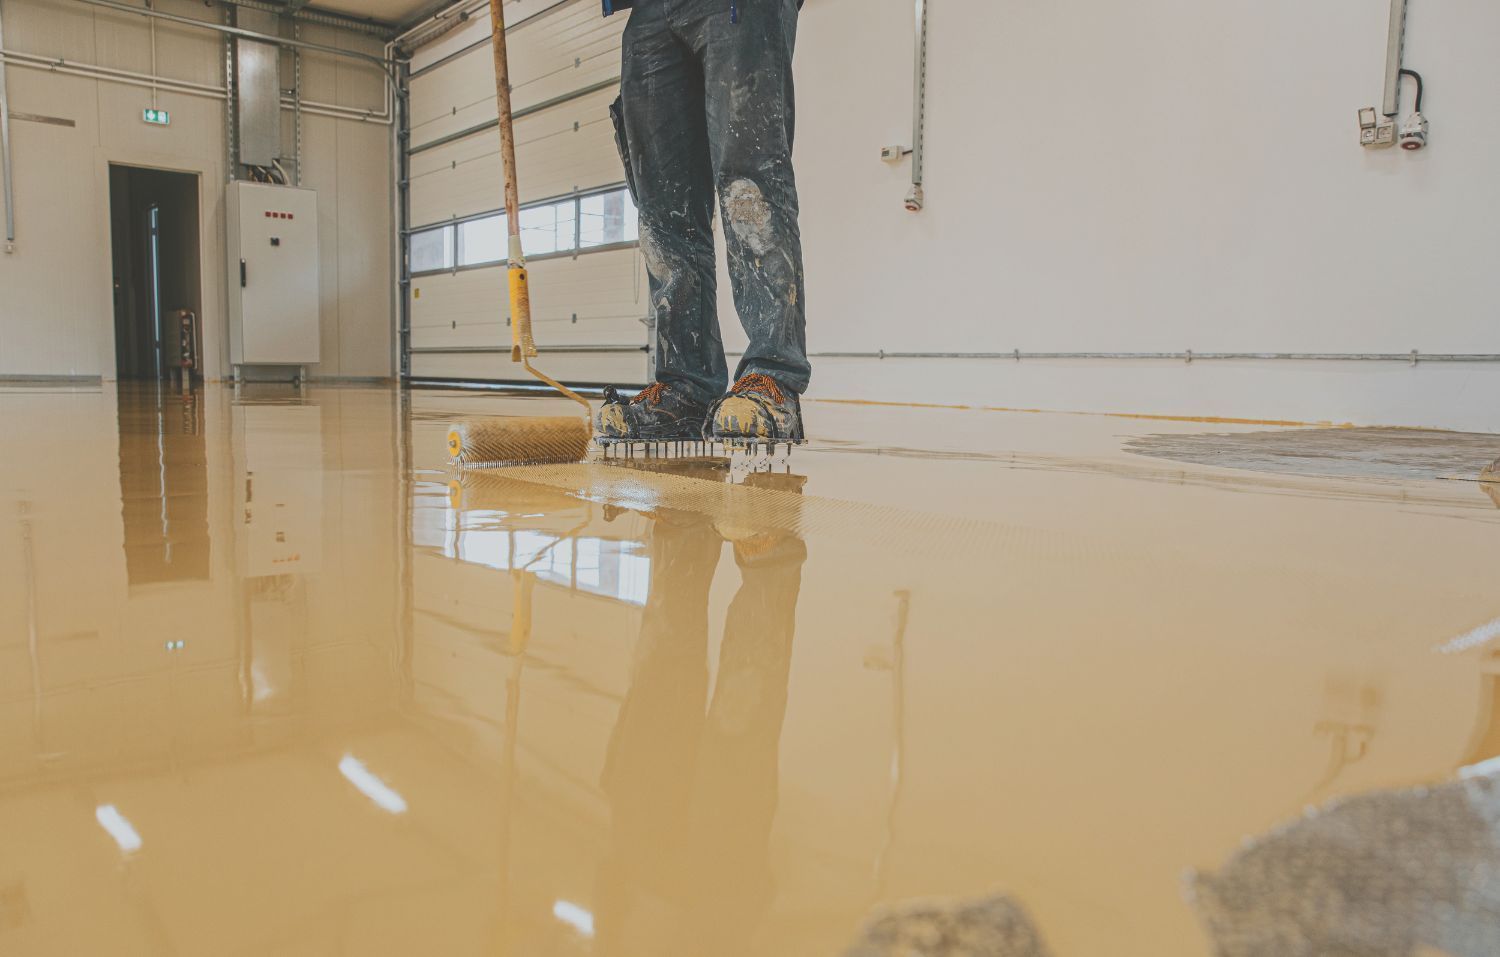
{"left": 617, "top": 0, "right": 810, "bottom": 399}
{"left": 618, "top": 2, "right": 725, "bottom": 403}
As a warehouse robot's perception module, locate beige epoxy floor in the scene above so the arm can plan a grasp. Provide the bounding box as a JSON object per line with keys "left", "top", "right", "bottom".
{"left": 2, "top": 382, "right": 1499, "bottom": 956}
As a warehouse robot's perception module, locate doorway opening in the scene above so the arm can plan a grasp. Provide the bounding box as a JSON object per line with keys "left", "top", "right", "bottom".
{"left": 108, "top": 165, "right": 203, "bottom": 382}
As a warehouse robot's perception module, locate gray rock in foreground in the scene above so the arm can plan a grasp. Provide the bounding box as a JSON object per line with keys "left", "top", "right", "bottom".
{"left": 843, "top": 894, "right": 1053, "bottom": 957}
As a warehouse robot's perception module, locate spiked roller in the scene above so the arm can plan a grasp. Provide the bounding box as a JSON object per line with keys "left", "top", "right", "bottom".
{"left": 447, "top": 416, "right": 592, "bottom": 467}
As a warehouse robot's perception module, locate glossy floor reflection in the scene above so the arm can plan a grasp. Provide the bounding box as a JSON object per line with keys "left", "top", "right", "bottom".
{"left": 2, "top": 383, "right": 1499, "bottom": 956}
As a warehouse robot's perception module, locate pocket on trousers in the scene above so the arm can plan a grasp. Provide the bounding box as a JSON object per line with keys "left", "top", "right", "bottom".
{"left": 609, "top": 95, "right": 639, "bottom": 202}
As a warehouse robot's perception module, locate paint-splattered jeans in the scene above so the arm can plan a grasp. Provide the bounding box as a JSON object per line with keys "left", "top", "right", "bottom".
{"left": 612, "top": 0, "right": 809, "bottom": 403}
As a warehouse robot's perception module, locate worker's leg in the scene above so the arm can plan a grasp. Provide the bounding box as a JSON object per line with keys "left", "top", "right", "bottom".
{"left": 693, "top": 0, "right": 809, "bottom": 395}
{"left": 614, "top": 0, "right": 726, "bottom": 404}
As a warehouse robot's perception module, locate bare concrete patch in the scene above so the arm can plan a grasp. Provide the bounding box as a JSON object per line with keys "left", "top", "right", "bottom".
{"left": 1125, "top": 427, "right": 1500, "bottom": 481}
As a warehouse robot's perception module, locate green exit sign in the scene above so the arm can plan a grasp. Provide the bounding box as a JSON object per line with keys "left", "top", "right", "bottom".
{"left": 142, "top": 108, "right": 170, "bottom": 126}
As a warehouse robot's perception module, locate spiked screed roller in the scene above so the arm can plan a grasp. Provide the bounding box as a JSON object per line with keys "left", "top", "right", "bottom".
{"left": 446, "top": 0, "right": 593, "bottom": 467}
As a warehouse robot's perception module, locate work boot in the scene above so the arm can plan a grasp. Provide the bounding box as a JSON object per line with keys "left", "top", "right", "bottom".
{"left": 709, "top": 374, "right": 804, "bottom": 442}
{"left": 596, "top": 382, "right": 709, "bottom": 440}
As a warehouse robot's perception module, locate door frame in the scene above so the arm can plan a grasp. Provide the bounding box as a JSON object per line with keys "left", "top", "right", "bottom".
{"left": 98, "top": 151, "right": 215, "bottom": 380}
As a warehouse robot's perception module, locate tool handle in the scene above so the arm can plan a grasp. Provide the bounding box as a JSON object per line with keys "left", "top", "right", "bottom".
{"left": 489, "top": 0, "right": 536, "bottom": 364}
{"left": 488, "top": 0, "right": 522, "bottom": 233}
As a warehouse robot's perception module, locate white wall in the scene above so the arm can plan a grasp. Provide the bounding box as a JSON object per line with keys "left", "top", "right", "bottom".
{"left": 0, "top": 0, "right": 394, "bottom": 380}
{"left": 760, "top": 0, "right": 1500, "bottom": 429}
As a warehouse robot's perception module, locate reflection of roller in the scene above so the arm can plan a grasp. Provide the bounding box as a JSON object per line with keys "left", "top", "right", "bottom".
{"left": 445, "top": 470, "right": 584, "bottom": 515}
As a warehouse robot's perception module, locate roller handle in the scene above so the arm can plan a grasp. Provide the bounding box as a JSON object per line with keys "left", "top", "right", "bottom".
{"left": 488, "top": 0, "right": 587, "bottom": 417}
{"left": 487, "top": 0, "right": 534, "bottom": 363}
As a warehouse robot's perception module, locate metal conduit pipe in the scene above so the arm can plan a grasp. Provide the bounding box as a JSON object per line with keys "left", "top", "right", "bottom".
{"left": 1, "top": 88, "right": 13, "bottom": 249}
{"left": 0, "top": 0, "right": 16, "bottom": 249}
{"left": 0, "top": 49, "right": 226, "bottom": 93}
{"left": 1, "top": 54, "right": 391, "bottom": 132}
{"left": 396, "top": 0, "right": 488, "bottom": 48}
{"left": 214, "top": 0, "right": 395, "bottom": 38}
{"left": 409, "top": 345, "right": 647, "bottom": 354}
{"left": 795, "top": 351, "right": 1500, "bottom": 363}
{"left": 66, "top": 0, "right": 402, "bottom": 82}
{"left": 0, "top": 50, "right": 389, "bottom": 124}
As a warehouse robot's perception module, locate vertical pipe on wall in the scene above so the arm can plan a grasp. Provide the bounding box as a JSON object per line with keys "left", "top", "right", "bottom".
{"left": 904, "top": 0, "right": 927, "bottom": 211}
{"left": 0, "top": 0, "right": 16, "bottom": 249}
{"left": 147, "top": 0, "right": 158, "bottom": 111}
{"left": 224, "top": 4, "right": 238, "bottom": 182}
{"left": 1382, "top": 0, "right": 1408, "bottom": 117}
{"left": 395, "top": 59, "right": 411, "bottom": 379}
{"left": 293, "top": 22, "right": 302, "bottom": 186}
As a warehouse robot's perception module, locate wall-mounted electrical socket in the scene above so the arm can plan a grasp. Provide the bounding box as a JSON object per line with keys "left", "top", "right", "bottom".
{"left": 880, "top": 144, "right": 909, "bottom": 162}
{"left": 1399, "top": 112, "right": 1429, "bottom": 150}
{"left": 1357, "top": 107, "right": 1397, "bottom": 148}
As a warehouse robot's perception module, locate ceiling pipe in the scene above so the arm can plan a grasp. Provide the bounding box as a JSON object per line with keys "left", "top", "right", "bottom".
{"left": 215, "top": 0, "right": 396, "bottom": 37}
{"left": 67, "top": 0, "right": 404, "bottom": 83}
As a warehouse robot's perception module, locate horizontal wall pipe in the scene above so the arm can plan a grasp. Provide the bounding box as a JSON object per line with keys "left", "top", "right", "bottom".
{"left": 281, "top": 94, "right": 392, "bottom": 124}
{"left": 291, "top": 100, "right": 393, "bottom": 124}
{"left": 0, "top": 51, "right": 228, "bottom": 100}
{"left": 408, "top": 345, "right": 646, "bottom": 354}
{"left": 407, "top": 347, "right": 1500, "bottom": 363}
{"left": 66, "top": 0, "right": 402, "bottom": 82}
{"left": 1, "top": 49, "right": 226, "bottom": 93}
{"left": 796, "top": 351, "right": 1500, "bottom": 363}
{"left": 1, "top": 50, "right": 390, "bottom": 124}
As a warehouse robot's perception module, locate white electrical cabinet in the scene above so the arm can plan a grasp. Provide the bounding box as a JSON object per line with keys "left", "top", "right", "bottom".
{"left": 225, "top": 182, "right": 320, "bottom": 376}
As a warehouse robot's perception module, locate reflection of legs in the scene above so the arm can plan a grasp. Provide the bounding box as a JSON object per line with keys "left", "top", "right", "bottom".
{"left": 597, "top": 513, "right": 722, "bottom": 951}
{"left": 682, "top": 534, "right": 807, "bottom": 950}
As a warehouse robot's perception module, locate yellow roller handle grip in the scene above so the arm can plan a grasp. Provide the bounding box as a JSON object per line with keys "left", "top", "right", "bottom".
{"left": 505, "top": 236, "right": 590, "bottom": 417}
{"left": 508, "top": 263, "right": 535, "bottom": 362}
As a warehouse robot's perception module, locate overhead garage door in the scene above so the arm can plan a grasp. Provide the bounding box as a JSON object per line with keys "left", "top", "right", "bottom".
{"left": 401, "top": 0, "right": 648, "bottom": 385}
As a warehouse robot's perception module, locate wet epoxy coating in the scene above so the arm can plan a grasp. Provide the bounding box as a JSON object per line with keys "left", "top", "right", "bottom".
{"left": 3, "top": 383, "right": 1499, "bottom": 956}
